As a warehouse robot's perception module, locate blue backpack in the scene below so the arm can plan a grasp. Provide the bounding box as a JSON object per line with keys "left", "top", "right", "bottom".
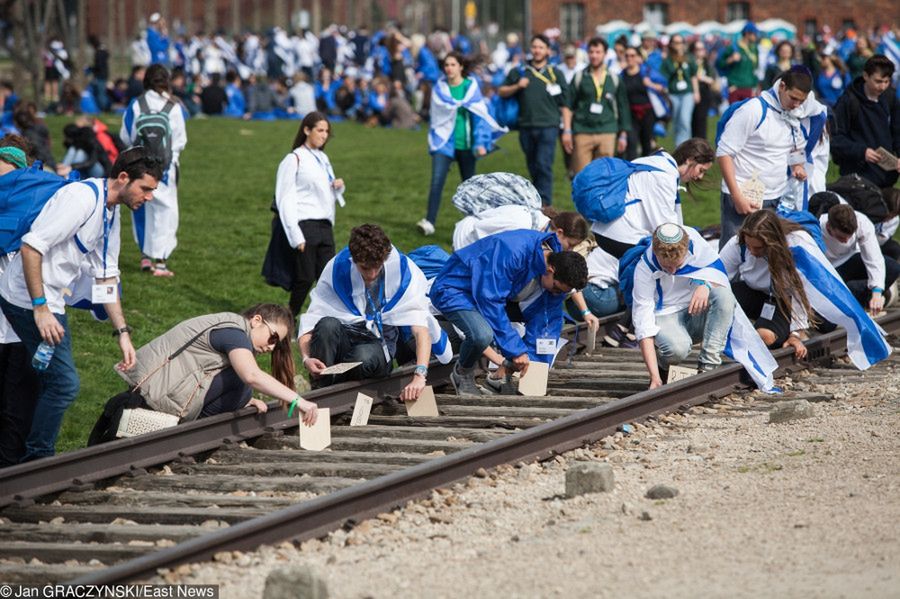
{"left": 0, "top": 164, "right": 90, "bottom": 253}
{"left": 715, "top": 96, "right": 769, "bottom": 145}
{"left": 617, "top": 237, "right": 653, "bottom": 307}
{"left": 572, "top": 157, "right": 661, "bottom": 223}
{"left": 493, "top": 65, "right": 525, "bottom": 129}
{"left": 407, "top": 245, "right": 451, "bottom": 280}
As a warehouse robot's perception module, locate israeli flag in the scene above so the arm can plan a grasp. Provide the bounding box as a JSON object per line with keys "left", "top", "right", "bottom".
{"left": 429, "top": 76, "right": 507, "bottom": 153}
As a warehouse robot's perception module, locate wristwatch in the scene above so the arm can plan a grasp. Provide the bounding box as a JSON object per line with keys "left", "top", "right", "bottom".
{"left": 113, "top": 325, "right": 132, "bottom": 337}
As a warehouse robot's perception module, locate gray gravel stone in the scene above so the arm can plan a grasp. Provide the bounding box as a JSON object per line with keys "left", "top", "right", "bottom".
{"left": 263, "top": 565, "right": 329, "bottom": 599}
{"left": 645, "top": 484, "right": 679, "bottom": 499}
{"left": 565, "top": 462, "right": 614, "bottom": 497}
{"left": 768, "top": 400, "right": 816, "bottom": 424}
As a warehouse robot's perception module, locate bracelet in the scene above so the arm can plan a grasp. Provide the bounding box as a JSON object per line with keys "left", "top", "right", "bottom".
{"left": 112, "top": 325, "right": 132, "bottom": 337}
{"left": 790, "top": 331, "right": 803, "bottom": 339}
{"left": 563, "top": 129, "right": 572, "bottom": 134}
{"left": 31, "top": 296, "right": 47, "bottom": 307}
{"left": 414, "top": 365, "right": 428, "bottom": 378}
{"left": 301, "top": 355, "right": 311, "bottom": 363}
{"left": 580, "top": 309, "right": 591, "bottom": 316}
{"left": 691, "top": 279, "right": 711, "bottom": 289}
{"left": 872, "top": 287, "right": 884, "bottom": 294}
{"left": 287, "top": 397, "right": 300, "bottom": 418}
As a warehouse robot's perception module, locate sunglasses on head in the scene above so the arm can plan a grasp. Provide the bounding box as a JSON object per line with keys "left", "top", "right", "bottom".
{"left": 119, "top": 146, "right": 163, "bottom": 167}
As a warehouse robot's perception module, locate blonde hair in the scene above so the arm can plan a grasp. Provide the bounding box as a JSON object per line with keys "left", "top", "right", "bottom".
{"left": 651, "top": 224, "right": 689, "bottom": 262}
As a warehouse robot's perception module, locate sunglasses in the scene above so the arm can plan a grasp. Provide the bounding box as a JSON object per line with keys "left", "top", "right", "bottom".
{"left": 119, "top": 146, "right": 163, "bottom": 167}
{"left": 261, "top": 319, "right": 284, "bottom": 345}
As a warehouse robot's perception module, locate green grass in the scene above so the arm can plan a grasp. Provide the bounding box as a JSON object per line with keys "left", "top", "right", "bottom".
{"left": 38, "top": 114, "right": 728, "bottom": 452}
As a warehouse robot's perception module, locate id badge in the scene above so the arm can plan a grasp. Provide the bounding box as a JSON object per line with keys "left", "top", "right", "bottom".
{"left": 92, "top": 283, "right": 118, "bottom": 304}
{"left": 546, "top": 84, "right": 562, "bottom": 96}
{"left": 589, "top": 102, "right": 604, "bottom": 114}
{"left": 676, "top": 80, "right": 688, "bottom": 91}
{"left": 760, "top": 302, "right": 776, "bottom": 320}
{"left": 536, "top": 338, "right": 556, "bottom": 355}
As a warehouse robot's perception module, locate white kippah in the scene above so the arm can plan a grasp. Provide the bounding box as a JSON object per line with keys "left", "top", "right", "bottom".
{"left": 656, "top": 223, "right": 684, "bottom": 244}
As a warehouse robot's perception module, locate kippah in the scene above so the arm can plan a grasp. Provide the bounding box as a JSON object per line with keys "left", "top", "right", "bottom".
{"left": 655, "top": 223, "right": 684, "bottom": 244}
{"left": 0, "top": 146, "right": 27, "bottom": 169}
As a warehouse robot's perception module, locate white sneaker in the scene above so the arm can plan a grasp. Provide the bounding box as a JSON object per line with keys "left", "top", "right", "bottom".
{"left": 886, "top": 280, "right": 899, "bottom": 309}
{"left": 416, "top": 218, "right": 435, "bottom": 236}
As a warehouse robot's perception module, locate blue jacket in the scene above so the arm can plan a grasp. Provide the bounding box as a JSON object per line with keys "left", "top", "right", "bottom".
{"left": 430, "top": 230, "right": 563, "bottom": 360}
{"left": 224, "top": 83, "right": 246, "bottom": 117}
{"left": 416, "top": 46, "right": 441, "bottom": 84}
{"left": 146, "top": 27, "right": 170, "bottom": 66}
{"left": 314, "top": 79, "right": 341, "bottom": 112}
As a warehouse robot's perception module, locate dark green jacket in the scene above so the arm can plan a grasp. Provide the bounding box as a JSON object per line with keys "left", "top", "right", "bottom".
{"left": 568, "top": 67, "right": 631, "bottom": 134}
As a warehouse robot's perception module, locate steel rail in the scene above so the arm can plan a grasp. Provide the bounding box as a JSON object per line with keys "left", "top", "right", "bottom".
{"left": 0, "top": 361, "right": 453, "bottom": 508}
{"left": 70, "top": 309, "right": 900, "bottom": 585}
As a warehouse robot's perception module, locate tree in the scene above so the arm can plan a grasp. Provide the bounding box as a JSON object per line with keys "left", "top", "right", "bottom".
{"left": 3, "top": 0, "right": 58, "bottom": 104}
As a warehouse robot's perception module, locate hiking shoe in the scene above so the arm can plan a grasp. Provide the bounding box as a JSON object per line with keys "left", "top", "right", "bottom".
{"left": 450, "top": 365, "right": 482, "bottom": 396}
{"left": 484, "top": 373, "right": 518, "bottom": 395}
{"left": 416, "top": 218, "right": 435, "bottom": 236}
{"left": 140, "top": 257, "right": 153, "bottom": 272}
{"left": 603, "top": 324, "right": 638, "bottom": 349}
{"left": 153, "top": 263, "right": 175, "bottom": 277}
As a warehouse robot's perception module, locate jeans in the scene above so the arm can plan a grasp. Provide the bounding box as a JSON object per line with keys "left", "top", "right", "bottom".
{"left": 309, "top": 317, "right": 392, "bottom": 385}
{"left": 199, "top": 367, "right": 252, "bottom": 418}
{"left": 0, "top": 296, "right": 79, "bottom": 461}
{"left": 425, "top": 150, "right": 476, "bottom": 225}
{"left": 567, "top": 284, "right": 622, "bottom": 320}
{"left": 443, "top": 309, "right": 494, "bottom": 369}
{"left": 719, "top": 193, "right": 779, "bottom": 249}
{"left": 62, "top": 147, "right": 105, "bottom": 179}
{"left": 669, "top": 92, "right": 695, "bottom": 147}
{"left": 89, "top": 78, "right": 109, "bottom": 112}
{"left": 518, "top": 126, "right": 558, "bottom": 206}
{"left": 653, "top": 286, "right": 736, "bottom": 369}
{"left": 0, "top": 341, "right": 40, "bottom": 466}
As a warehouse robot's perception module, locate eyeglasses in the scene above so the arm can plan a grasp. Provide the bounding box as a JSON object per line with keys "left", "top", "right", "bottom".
{"left": 261, "top": 319, "right": 283, "bottom": 345}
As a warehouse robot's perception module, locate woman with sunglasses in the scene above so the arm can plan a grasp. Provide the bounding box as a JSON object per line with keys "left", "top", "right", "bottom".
{"left": 114, "top": 303, "right": 317, "bottom": 424}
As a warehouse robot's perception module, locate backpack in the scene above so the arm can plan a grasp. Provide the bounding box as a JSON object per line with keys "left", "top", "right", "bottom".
{"left": 0, "top": 164, "right": 92, "bottom": 253}
{"left": 452, "top": 172, "right": 542, "bottom": 216}
{"left": 135, "top": 94, "right": 175, "bottom": 171}
{"left": 715, "top": 96, "right": 769, "bottom": 146}
{"left": 494, "top": 65, "right": 526, "bottom": 129}
{"left": 825, "top": 173, "right": 888, "bottom": 224}
{"left": 808, "top": 191, "right": 842, "bottom": 219}
{"left": 572, "top": 157, "right": 662, "bottom": 223}
{"left": 617, "top": 237, "right": 652, "bottom": 307}
{"left": 774, "top": 207, "right": 827, "bottom": 254}
{"left": 407, "top": 245, "right": 451, "bottom": 280}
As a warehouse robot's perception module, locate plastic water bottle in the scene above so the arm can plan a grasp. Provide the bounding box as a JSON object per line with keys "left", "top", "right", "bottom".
{"left": 32, "top": 341, "right": 55, "bottom": 371}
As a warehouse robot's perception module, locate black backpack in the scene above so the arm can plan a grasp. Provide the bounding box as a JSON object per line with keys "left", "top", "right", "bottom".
{"left": 825, "top": 174, "right": 888, "bottom": 223}
{"left": 135, "top": 94, "right": 175, "bottom": 171}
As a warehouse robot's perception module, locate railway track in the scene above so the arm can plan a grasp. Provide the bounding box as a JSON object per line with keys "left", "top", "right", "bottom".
{"left": 0, "top": 310, "right": 897, "bottom": 585}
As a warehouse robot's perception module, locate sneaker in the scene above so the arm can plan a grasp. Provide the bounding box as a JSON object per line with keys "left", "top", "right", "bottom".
{"left": 885, "top": 280, "right": 899, "bottom": 309}
{"left": 697, "top": 362, "right": 717, "bottom": 373}
{"left": 140, "top": 257, "right": 153, "bottom": 272}
{"left": 450, "top": 365, "right": 482, "bottom": 396}
{"left": 484, "top": 373, "right": 518, "bottom": 395}
{"left": 416, "top": 218, "right": 435, "bottom": 236}
{"left": 603, "top": 324, "right": 638, "bottom": 349}
{"left": 152, "top": 263, "right": 175, "bottom": 277}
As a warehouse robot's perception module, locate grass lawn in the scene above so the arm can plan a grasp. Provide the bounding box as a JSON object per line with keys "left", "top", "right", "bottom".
{"left": 36, "top": 113, "right": 816, "bottom": 451}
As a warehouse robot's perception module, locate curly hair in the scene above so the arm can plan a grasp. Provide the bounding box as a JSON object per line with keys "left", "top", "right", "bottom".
{"left": 737, "top": 210, "right": 816, "bottom": 326}
{"left": 241, "top": 303, "right": 295, "bottom": 389}
{"left": 348, "top": 223, "right": 393, "bottom": 265}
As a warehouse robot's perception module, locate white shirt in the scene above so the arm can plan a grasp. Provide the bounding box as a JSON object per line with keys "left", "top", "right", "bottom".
{"left": 0, "top": 254, "right": 20, "bottom": 343}
{"left": 591, "top": 152, "right": 683, "bottom": 245}
{"left": 289, "top": 81, "right": 317, "bottom": 116}
{"left": 716, "top": 89, "right": 805, "bottom": 200}
{"left": 719, "top": 231, "right": 811, "bottom": 331}
{"left": 632, "top": 228, "right": 708, "bottom": 341}
{"left": 0, "top": 179, "right": 121, "bottom": 314}
{"left": 120, "top": 89, "right": 188, "bottom": 167}
{"left": 876, "top": 216, "right": 899, "bottom": 246}
{"left": 586, "top": 246, "right": 619, "bottom": 288}
{"left": 820, "top": 212, "right": 885, "bottom": 290}
{"left": 452, "top": 205, "right": 550, "bottom": 251}
{"left": 275, "top": 147, "right": 339, "bottom": 247}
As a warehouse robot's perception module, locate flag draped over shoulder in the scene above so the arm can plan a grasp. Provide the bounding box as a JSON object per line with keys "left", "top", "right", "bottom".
{"left": 299, "top": 246, "right": 452, "bottom": 364}
{"left": 428, "top": 77, "right": 507, "bottom": 153}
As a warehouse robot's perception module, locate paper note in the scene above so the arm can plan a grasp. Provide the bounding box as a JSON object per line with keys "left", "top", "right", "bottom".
{"left": 586, "top": 321, "right": 599, "bottom": 354}
{"left": 319, "top": 362, "right": 362, "bottom": 376}
{"left": 300, "top": 407, "right": 331, "bottom": 451}
{"left": 518, "top": 362, "right": 549, "bottom": 397}
{"left": 667, "top": 365, "right": 697, "bottom": 384}
{"left": 350, "top": 393, "right": 373, "bottom": 426}
{"left": 740, "top": 172, "right": 765, "bottom": 209}
{"left": 405, "top": 385, "right": 439, "bottom": 417}
{"left": 876, "top": 147, "right": 899, "bottom": 172}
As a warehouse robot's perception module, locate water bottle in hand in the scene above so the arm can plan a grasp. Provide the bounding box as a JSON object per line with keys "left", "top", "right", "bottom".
{"left": 32, "top": 341, "right": 55, "bottom": 371}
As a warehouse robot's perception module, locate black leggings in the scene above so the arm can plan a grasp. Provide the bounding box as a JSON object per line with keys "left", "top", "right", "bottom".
{"left": 290, "top": 220, "right": 336, "bottom": 316}
{"left": 731, "top": 280, "right": 791, "bottom": 347}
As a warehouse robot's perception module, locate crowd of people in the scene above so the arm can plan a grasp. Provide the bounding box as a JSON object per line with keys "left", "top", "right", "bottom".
{"left": 0, "top": 15, "right": 898, "bottom": 467}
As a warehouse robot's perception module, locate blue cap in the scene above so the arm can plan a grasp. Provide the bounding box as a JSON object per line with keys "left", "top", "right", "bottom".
{"left": 742, "top": 22, "right": 760, "bottom": 37}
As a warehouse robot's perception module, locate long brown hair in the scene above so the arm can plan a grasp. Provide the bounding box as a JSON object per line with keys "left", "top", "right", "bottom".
{"left": 291, "top": 111, "right": 331, "bottom": 151}
{"left": 542, "top": 208, "right": 590, "bottom": 243}
{"left": 241, "top": 303, "right": 295, "bottom": 389}
{"left": 737, "top": 211, "right": 816, "bottom": 326}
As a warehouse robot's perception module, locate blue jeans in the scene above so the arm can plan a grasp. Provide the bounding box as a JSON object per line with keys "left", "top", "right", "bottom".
{"left": 425, "top": 150, "right": 476, "bottom": 225}
{"left": 0, "top": 296, "right": 80, "bottom": 461}
{"left": 518, "top": 126, "right": 558, "bottom": 206}
{"left": 719, "top": 193, "right": 780, "bottom": 249}
{"left": 443, "top": 309, "right": 494, "bottom": 370}
{"left": 566, "top": 284, "right": 622, "bottom": 321}
{"left": 653, "top": 286, "right": 736, "bottom": 369}
{"left": 89, "top": 78, "right": 109, "bottom": 112}
{"left": 62, "top": 147, "right": 106, "bottom": 179}
{"left": 669, "top": 92, "right": 695, "bottom": 147}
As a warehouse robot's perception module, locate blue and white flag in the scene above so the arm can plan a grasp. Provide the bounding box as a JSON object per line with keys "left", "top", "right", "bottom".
{"left": 429, "top": 76, "right": 507, "bottom": 153}
{"left": 789, "top": 232, "right": 891, "bottom": 369}
{"left": 633, "top": 228, "right": 779, "bottom": 391}
{"left": 300, "top": 246, "right": 452, "bottom": 364}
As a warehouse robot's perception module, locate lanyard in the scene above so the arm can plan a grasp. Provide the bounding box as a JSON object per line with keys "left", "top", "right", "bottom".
{"left": 675, "top": 61, "right": 686, "bottom": 81}
{"left": 365, "top": 277, "right": 385, "bottom": 339}
{"left": 737, "top": 41, "right": 758, "bottom": 67}
{"left": 100, "top": 179, "right": 113, "bottom": 278}
{"left": 590, "top": 66, "right": 607, "bottom": 101}
{"left": 527, "top": 63, "right": 557, "bottom": 86}
{"left": 304, "top": 146, "right": 334, "bottom": 183}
